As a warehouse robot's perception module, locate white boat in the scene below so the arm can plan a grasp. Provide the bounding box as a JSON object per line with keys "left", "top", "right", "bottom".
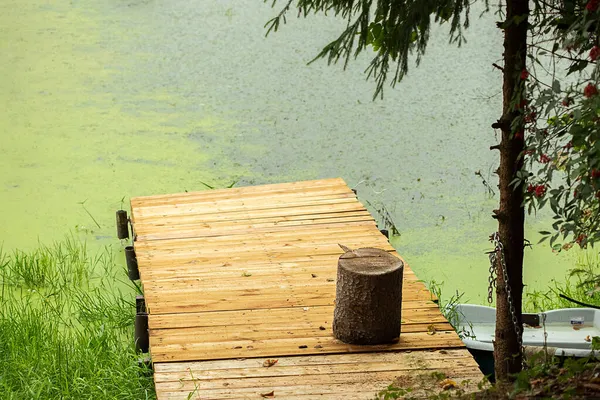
{"left": 451, "top": 304, "right": 600, "bottom": 378}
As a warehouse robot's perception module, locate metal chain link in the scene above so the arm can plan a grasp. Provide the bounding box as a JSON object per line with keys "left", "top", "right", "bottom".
{"left": 487, "top": 251, "right": 497, "bottom": 304}
{"left": 488, "top": 232, "right": 525, "bottom": 365}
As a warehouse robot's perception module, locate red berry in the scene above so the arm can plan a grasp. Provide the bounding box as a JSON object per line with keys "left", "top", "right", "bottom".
{"left": 584, "top": 83, "right": 598, "bottom": 98}
{"left": 591, "top": 46, "right": 600, "bottom": 61}
{"left": 534, "top": 185, "right": 546, "bottom": 198}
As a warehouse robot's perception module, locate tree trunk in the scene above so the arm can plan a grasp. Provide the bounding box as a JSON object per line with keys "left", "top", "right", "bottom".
{"left": 493, "top": 0, "right": 529, "bottom": 381}
{"left": 333, "top": 247, "right": 404, "bottom": 345}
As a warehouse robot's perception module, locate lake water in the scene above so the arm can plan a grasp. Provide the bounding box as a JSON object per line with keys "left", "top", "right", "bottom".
{"left": 0, "top": 0, "right": 578, "bottom": 303}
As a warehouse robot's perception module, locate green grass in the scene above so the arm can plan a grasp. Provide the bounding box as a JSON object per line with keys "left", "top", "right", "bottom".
{"left": 0, "top": 238, "right": 155, "bottom": 400}
{"left": 2, "top": 236, "right": 89, "bottom": 290}
{"left": 525, "top": 252, "right": 600, "bottom": 312}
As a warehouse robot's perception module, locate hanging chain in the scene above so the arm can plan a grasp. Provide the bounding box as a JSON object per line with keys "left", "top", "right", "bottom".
{"left": 488, "top": 232, "right": 525, "bottom": 364}
{"left": 541, "top": 313, "right": 548, "bottom": 364}
{"left": 487, "top": 251, "right": 497, "bottom": 304}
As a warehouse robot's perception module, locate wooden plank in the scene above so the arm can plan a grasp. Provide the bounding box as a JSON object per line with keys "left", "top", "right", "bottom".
{"left": 135, "top": 188, "right": 355, "bottom": 214}
{"left": 135, "top": 213, "right": 375, "bottom": 241}
{"left": 135, "top": 243, "right": 397, "bottom": 268}
{"left": 135, "top": 229, "right": 389, "bottom": 253}
{"left": 156, "top": 367, "right": 481, "bottom": 391}
{"left": 141, "top": 269, "right": 419, "bottom": 290}
{"left": 138, "top": 252, "right": 415, "bottom": 278}
{"left": 155, "top": 359, "right": 485, "bottom": 400}
{"left": 143, "top": 281, "right": 433, "bottom": 315}
{"left": 153, "top": 351, "right": 484, "bottom": 399}
{"left": 153, "top": 348, "right": 475, "bottom": 375}
{"left": 135, "top": 248, "right": 408, "bottom": 272}
{"left": 135, "top": 221, "right": 381, "bottom": 244}
{"left": 134, "top": 193, "right": 359, "bottom": 219}
{"left": 148, "top": 302, "right": 443, "bottom": 330}
{"left": 133, "top": 202, "right": 369, "bottom": 229}
{"left": 140, "top": 263, "right": 418, "bottom": 283}
{"left": 149, "top": 330, "right": 465, "bottom": 362}
{"left": 131, "top": 178, "right": 348, "bottom": 206}
{"left": 141, "top": 281, "right": 427, "bottom": 305}
{"left": 134, "top": 189, "right": 355, "bottom": 213}
{"left": 150, "top": 323, "right": 454, "bottom": 346}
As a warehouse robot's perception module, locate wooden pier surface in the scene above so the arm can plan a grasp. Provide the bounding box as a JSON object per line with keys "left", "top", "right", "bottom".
{"left": 130, "top": 178, "right": 483, "bottom": 399}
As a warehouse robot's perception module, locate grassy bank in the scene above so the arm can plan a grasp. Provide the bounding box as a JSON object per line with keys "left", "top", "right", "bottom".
{"left": 525, "top": 252, "right": 600, "bottom": 311}
{"left": 0, "top": 237, "right": 155, "bottom": 399}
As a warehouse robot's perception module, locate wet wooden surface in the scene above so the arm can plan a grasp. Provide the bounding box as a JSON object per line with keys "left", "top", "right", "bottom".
{"left": 130, "top": 178, "right": 483, "bottom": 399}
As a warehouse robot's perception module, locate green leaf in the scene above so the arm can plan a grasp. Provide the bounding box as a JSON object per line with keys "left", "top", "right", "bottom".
{"left": 552, "top": 243, "right": 562, "bottom": 252}
{"left": 552, "top": 79, "right": 561, "bottom": 93}
{"left": 592, "top": 336, "right": 600, "bottom": 351}
{"left": 567, "top": 60, "right": 589, "bottom": 75}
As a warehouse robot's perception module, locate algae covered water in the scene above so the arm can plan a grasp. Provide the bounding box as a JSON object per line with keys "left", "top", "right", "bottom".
{"left": 0, "top": 0, "right": 578, "bottom": 302}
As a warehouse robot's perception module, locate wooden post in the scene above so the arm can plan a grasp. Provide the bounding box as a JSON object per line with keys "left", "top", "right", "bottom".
{"left": 116, "top": 210, "right": 129, "bottom": 240}
{"left": 333, "top": 246, "right": 403, "bottom": 345}
{"left": 136, "top": 295, "right": 146, "bottom": 313}
{"left": 135, "top": 309, "right": 149, "bottom": 353}
{"left": 126, "top": 246, "right": 140, "bottom": 280}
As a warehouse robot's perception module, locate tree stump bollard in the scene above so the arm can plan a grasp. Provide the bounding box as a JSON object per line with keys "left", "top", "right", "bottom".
{"left": 333, "top": 245, "right": 404, "bottom": 344}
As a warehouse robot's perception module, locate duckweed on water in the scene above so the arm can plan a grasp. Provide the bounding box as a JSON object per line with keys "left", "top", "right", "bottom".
{"left": 0, "top": 238, "right": 155, "bottom": 399}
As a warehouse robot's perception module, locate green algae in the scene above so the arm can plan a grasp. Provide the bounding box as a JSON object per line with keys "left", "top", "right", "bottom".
{"left": 0, "top": 0, "right": 252, "bottom": 250}
{"left": 0, "top": 0, "right": 585, "bottom": 303}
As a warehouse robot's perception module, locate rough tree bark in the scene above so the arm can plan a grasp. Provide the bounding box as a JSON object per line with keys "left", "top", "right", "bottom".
{"left": 333, "top": 246, "right": 404, "bottom": 345}
{"left": 493, "top": 0, "right": 529, "bottom": 381}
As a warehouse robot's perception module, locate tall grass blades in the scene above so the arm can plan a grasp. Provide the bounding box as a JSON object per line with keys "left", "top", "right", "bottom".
{"left": 0, "top": 236, "right": 92, "bottom": 291}
{"left": 525, "top": 252, "right": 600, "bottom": 312}
{"left": 73, "top": 286, "right": 134, "bottom": 330}
{"left": 0, "top": 238, "right": 155, "bottom": 399}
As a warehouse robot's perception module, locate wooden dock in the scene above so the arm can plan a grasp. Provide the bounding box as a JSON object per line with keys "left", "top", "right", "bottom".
{"left": 129, "top": 178, "right": 484, "bottom": 399}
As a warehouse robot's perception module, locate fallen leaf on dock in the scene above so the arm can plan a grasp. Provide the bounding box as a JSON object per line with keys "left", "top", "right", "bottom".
{"left": 585, "top": 335, "right": 592, "bottom": 342}
{"left": 260, "top": 390, "right": 275, "bottom": 397}
{"left": 427, "top": 324, "right": 436, "bottom": 335}
{"left": 311, "top": 273, "right": 317, "bottom": 278}
{"left": 241, "top": 272, "right": 252, "bottom": 277}
{"left": 263, "top": 359, "right": 278, "bottom": 367}
{"left": 440, "top": 379, "right": 457, "bottom": 390}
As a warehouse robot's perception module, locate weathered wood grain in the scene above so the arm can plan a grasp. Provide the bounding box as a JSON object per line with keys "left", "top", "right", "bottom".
{"left": 129, "top": 178, "right": 481, "bottom": 399}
